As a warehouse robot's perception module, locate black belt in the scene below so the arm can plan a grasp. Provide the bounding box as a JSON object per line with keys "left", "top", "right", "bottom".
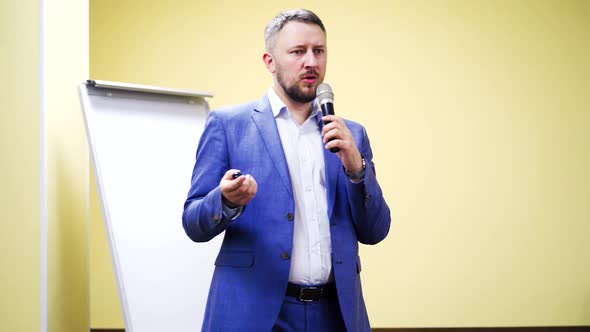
{"left": 286, "top": 282, "right": 337, "bottom": 302}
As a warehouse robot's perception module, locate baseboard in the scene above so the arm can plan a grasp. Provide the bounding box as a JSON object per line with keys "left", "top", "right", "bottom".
{"left": 91, "top": 327, "right": 589, "bottom": 332}
{"left": 372, "top": 328, "right": 589, "bottom": 332}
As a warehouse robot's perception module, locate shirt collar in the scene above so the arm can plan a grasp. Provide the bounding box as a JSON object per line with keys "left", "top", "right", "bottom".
{"left": 267, "top": 87, "right": 322, "bottom": 124}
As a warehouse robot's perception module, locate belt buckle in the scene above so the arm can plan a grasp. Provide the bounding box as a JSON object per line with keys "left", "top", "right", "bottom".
{"left": 298, "top": 286, "right": 321, "bottom": 302}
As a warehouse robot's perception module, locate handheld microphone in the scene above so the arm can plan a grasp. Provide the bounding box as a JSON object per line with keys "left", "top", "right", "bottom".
{"left": 316, "top": 83, "right": 340, "bottom": 153}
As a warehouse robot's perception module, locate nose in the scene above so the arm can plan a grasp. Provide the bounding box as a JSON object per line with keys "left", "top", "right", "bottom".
{"left": 303, "top": 50, "right": 318, "bottom": 69}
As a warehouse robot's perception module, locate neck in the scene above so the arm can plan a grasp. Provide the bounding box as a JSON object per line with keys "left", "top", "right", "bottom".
{"left": 272, "top": 84, "right": 313, "bottom": 125}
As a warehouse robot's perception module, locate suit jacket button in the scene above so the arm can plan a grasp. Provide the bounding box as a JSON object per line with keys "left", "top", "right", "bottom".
{"left": 281, "top": 252, "right": 290, "bottom": 260}
{"left": 212, "top": 214, "right": 221, "bottom": 223}
{"left": 287, "top": 213, "right": 294, "bottom": 221}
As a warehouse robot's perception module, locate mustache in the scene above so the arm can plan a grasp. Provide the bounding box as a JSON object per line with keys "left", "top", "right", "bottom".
{"left": 300, "top": 70, "right": 319, "bottom": 78}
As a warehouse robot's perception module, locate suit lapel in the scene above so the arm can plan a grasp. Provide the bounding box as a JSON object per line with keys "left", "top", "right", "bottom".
{"left": 251, "top": 96, "right": 293, "bottom": 198}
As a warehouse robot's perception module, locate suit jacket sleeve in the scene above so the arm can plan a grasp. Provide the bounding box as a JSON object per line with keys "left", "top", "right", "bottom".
{"left": 345, "top": 125, "right": 391, "bottom": 245}
{"left": 182, "top": 111, "right": 233, "bottom": 242}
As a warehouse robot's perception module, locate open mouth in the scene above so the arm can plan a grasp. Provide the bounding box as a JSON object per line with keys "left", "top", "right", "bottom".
{"left": 302, "top": 74, "right": 318, "bottom": 84}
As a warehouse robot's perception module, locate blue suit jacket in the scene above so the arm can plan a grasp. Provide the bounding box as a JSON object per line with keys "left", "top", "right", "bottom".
{"left": 183, "top": 95, "right": 391, "bottom": 331}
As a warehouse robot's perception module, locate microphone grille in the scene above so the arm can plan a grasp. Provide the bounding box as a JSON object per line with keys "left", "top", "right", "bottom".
{"left": 316, "top": 83, "right": 334, "bottom": 104}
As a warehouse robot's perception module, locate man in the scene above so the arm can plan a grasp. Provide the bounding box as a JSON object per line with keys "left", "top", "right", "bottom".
{"left": 183, "top": 9, "right": 391, "bottom": 332}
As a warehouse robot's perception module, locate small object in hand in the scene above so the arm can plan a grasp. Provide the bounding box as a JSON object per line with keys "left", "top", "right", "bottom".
{"left": 232, "top": 171, "right": 243, "bottom": 179}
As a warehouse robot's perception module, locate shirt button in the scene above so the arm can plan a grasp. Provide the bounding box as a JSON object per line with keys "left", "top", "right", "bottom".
{"left": 281, "top": 252, "right": 290, "bottom": 260}
{"left": 364, "top": 191, "right": 371, "bottom": 203}
{"left": 305, "top": 186, "right": 312, "bottom": 192}
{"left": 287, "top": 213, "right": 294, "bottom": 221}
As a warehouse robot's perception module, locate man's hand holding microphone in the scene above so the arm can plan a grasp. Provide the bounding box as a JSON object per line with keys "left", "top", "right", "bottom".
{"left": 317, "top": 83, "right": 365, "bottom": 176}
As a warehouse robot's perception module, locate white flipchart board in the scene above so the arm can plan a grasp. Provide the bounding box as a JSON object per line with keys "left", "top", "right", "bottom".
{"left": 79, "top": 80, "right": 221, "bottom": 332}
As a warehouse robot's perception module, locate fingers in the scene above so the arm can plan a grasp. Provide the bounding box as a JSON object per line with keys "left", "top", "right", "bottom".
{"left": 324, "top": 137, "right": 350, "bottom": 151}
{"left": 230, "top": 175, "right": 257, "bottom": 205}
{"left": 222, "top": 169, "right": 246, "bottom": 191}
{"left": 244, "top": 175, "right": 258, "bottom": 197}
{"left": 222, "top": 169, "right": 243, "bottom": 180}
{"left": 321, "top": 115, "right": 346, "bottom": 137}
{"left": 236, "top": 174, "right": 253, "bottom": 194}
{"left": 321, "top": 115, "right": 341, "bottom": 133}
{"left": 220, "top": 170, "right": 258, "bottom": 206}
{"left": 321, "top": 116, "right": 363, "bottom": 170}
{"left": 321, "top": 115, "right": 352, "bottom": 149}
{"left": 322, "top": 127, "right": 343, "bottom": 144}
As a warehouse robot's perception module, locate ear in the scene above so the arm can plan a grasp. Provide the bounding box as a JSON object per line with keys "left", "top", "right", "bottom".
{"left": 262, "top": 52, "right": 276, "bottom": 73}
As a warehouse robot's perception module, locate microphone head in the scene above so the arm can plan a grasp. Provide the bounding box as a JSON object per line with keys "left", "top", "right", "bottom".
{"left": 316, "top": 83, "right": 334, "bottom": 105}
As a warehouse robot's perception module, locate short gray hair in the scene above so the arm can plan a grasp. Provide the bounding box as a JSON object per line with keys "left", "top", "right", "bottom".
{"left": 264, "top": 9, "right": 326, "bottom": 51}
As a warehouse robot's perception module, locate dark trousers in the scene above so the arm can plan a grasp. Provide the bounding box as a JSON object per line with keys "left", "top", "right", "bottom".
{"left": 272, "top": 294, "right": 347, "bottom": 332}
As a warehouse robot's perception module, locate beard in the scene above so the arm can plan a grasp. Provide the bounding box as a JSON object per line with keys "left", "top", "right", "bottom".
{"left": 277, "top": 70, "right": 319, "bottom": 104}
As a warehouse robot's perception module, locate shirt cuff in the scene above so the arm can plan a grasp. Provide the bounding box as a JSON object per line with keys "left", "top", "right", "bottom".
{"left": 346, "top": 169, "right": 366, "bottom": 183}
{"left": 222, "top": 202, "right": 244, "bottom": 221}
{"left": 344, "top": 157, "right": 366, "bottom": 183}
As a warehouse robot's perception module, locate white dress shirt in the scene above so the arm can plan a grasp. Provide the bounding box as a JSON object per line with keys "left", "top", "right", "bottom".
{"left": 267, "top": 88, "right": 333, "bottom": 285}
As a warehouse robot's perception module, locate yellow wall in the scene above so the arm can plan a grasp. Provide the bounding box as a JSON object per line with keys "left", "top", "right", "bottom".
{"left": 45, "top": 1, "right": 90, "bottom": 331}
{"left": 1, "top": 1, "right": 90, "bottom": 331}
{"left": 89, "top": 165, "right": 124, "bottom": 328}
{"left": 0, "top": 1, "right": 41, "bottom": 331}
{"left": 90, "top": 0, "right": 590, "bottom": 328}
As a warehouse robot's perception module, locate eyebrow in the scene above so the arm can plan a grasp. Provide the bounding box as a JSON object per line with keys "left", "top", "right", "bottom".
{"left": 289, "top": 44, "right": 326, "bottom": 49}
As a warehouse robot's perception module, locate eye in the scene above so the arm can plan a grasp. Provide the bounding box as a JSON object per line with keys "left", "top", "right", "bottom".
{"left": 291, "top": 50, "right": 302, "bottom": 55}
{"left": 314, "top": 49, "right": 325, "bottom": 55}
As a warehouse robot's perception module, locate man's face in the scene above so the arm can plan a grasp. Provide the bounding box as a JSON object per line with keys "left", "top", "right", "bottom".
{"left": 265, "top": 21, "right": 327, "bottom": 104}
